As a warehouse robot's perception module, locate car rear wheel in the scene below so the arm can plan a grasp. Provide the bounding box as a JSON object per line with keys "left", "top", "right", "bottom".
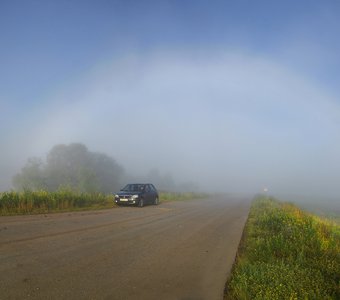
{"left": 154, "top": 197, "right": 159, "bottom": 205}
{"left": 138, "top": 198, "right": 144, "bottom": 207}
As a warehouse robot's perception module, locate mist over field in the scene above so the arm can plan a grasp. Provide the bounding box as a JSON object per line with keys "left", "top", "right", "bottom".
{"left": 1, "top": 1, "right": 340, "bottom": 202}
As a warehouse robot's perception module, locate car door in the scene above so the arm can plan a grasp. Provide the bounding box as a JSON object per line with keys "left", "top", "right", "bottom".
{"left": 144, "top": 184, "right": 152, "bottom": 204}
{"left": 149, "top": 184, "right": 158, "bottom": 202}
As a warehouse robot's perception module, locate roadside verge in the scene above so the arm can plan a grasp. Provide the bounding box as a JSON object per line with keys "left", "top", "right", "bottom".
{"left": 224, "top": 196, "right": 340, "bottom": 299}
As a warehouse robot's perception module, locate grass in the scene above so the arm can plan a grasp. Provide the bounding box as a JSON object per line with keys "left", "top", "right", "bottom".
{"left": 0, "top": 190, "right": 207, "bottom": 215}
{"left": 0, "top": 188, "right": 115, "bottom": 215}
{"left": 225, "top": 196, "right": 340, "bottom": 300}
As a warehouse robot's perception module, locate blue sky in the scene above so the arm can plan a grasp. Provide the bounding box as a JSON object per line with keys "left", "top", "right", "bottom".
{"left": 1, "top": 1, "right": 340, "bottom": 198}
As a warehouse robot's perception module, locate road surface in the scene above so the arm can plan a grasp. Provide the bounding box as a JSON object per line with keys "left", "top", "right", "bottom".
{"left": 0, "top": 195, "right": 250, "bottom": 300}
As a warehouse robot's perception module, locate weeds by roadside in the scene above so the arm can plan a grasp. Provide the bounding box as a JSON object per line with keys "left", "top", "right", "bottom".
{"left": 0, "top": 190, "right": 207, "bottom": 215}
{"left": 0, "top": 188, "right": 115, "bottom": 215}
{"left": 225, "top": 196, "right": 340, "bottom": 300}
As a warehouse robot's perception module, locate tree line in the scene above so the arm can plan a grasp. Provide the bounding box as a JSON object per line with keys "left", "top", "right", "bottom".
{"left": 13, "top": 143, "right": 199, "bottom": 194}
{"left": 13, "top": 143, "right": 124, "bottom": 193}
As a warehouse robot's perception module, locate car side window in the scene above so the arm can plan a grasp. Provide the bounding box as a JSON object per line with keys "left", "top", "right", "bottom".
{"left": 150, "top": 184, "right": 156, "bottom": 192}
{"left": 145, "top": 185, "right": 150, "bottom": 192}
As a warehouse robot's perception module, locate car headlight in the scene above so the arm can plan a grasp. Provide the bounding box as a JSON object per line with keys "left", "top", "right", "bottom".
{"left": 131, "top": 194, "right": 139, "bottom": 199}
{"left": 114, "top": 194, "right": 119, "bottom": 199}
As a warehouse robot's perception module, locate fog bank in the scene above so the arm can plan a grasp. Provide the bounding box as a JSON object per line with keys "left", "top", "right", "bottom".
{"left": 2, "top": 51, "right": 340, "bottom": 199}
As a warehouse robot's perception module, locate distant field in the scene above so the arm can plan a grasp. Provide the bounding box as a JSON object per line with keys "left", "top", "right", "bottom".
{"left": 0, "top": 190, "right": 204, "bottom": 215}
{"left": 299, "top": 202, "right": 340, "bottom": 226}
{"left": 225, "top": 196, "right": 340, "bottom": 300}
{"left": 278, "top": 195, "right": 340, "bottom": 225}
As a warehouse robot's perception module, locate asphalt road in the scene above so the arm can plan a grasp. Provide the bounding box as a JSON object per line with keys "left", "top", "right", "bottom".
{"left": 0, "top": 196, "right": 250, "bottom": 300}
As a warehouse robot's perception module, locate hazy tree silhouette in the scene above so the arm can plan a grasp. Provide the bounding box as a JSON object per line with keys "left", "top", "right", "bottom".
{"left": 13, "top": 143, "right": 124, "bottom": 193}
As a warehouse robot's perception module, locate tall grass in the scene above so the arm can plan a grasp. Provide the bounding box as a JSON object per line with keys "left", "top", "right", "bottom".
{"left": 0, "top": 188, "right": 114, "bottom": 215}
{"left": 225, "top": 196, "right": 340, "bottom": 300}
{"left": 0, "top": 190, "right": 207, "bottom": 215}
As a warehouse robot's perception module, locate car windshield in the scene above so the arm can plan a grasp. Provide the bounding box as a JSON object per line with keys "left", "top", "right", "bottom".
{"left": 121, "top": 184, "right": 145, "bottom": 192}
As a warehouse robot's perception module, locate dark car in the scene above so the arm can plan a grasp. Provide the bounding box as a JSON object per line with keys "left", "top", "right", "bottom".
{"left": 114, "top": 183, "right": 159, "bottom": 207}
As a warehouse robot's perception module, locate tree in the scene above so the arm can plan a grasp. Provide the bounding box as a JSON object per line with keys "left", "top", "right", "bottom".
{"left": 88, "top": 152, "right": 124, "bottom": 193}
{"left": 13, "top": 143, "right": 124, "bottom": 193}
{"left": 146, "top": 168, "right": 176, "bottom": 191}
{"left": 77, "top": 167, "right": 99, "bottom": 193}
{"left": 44, "top": 143, "right": 90, "bottom": 190}
{"left": 12, "top": 157, "right": 46, "bottom": 190}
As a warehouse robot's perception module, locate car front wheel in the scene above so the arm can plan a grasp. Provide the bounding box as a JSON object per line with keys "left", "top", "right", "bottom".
{"left": 138, "top": 198, "right": 144, "bottom": 207}
{"left": 154, "top": 197, "right": 159, "bottom": 205}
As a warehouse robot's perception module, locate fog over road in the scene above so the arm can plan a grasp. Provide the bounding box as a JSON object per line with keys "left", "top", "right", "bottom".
{"left": 0, "top": 196, "right": 250, "bottom": 300}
